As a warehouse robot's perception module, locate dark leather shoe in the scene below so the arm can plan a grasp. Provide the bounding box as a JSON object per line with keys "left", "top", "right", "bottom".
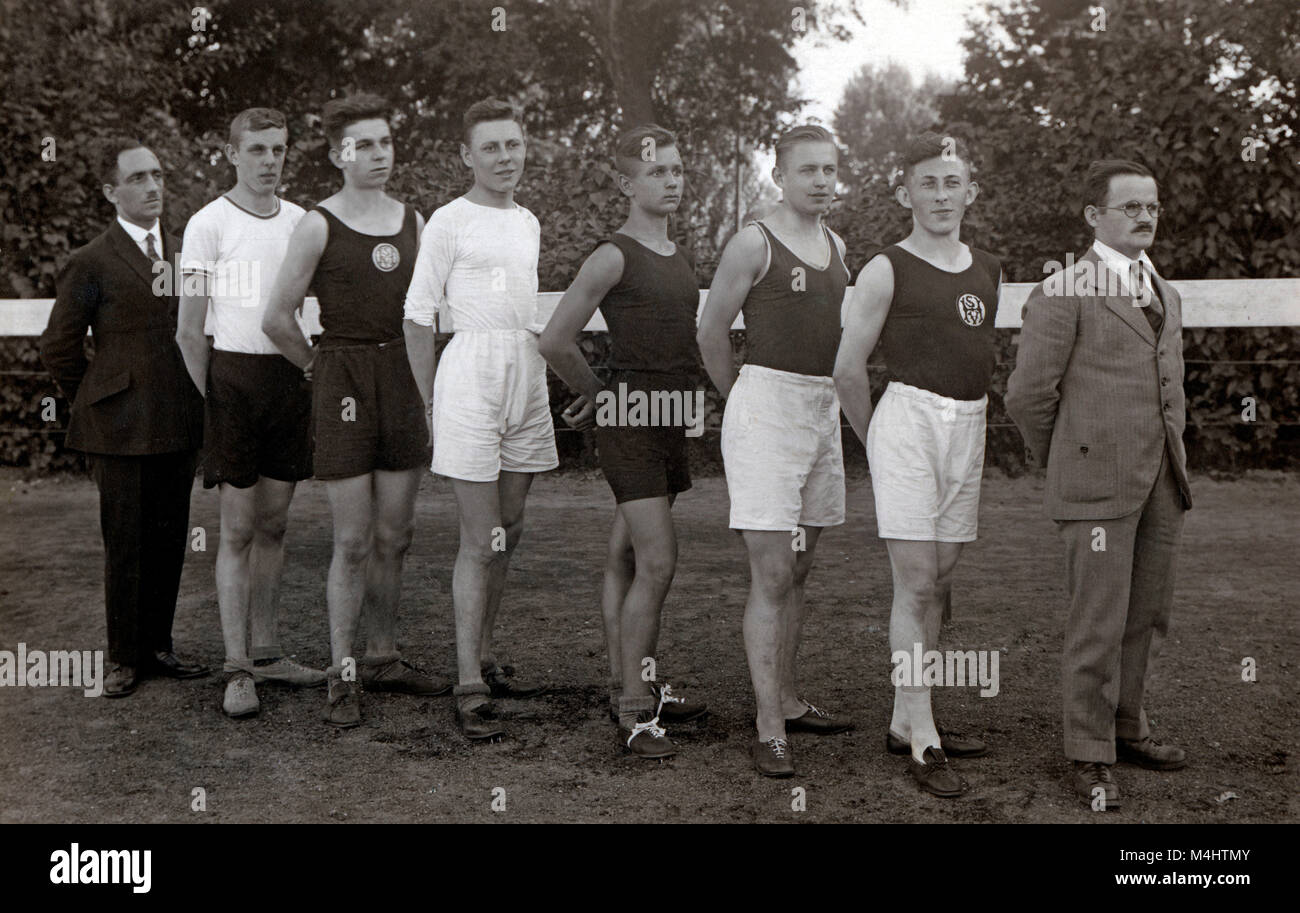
{"left": 1073, "top": 761, "right": 1122, "bottom": 809}
{"left": 482, "top": 663, "right": 547, "bottom": 699}
{"left": 148, "top": 650, "right": 209, "bottom": 679}
{"left": 908, "top": 746, "right": 967, "bottom": 797}
{"left": 1117, "top": 736, "right": 1187, "bottom": 771}
{"left": 785, "top": 700, "right": 853, "bottom": 735}
{"left": 887, "top": 728, "right": 988, "bottom": 758}
{"left": 103, "top": 664, "right": 136, "bottom": 698}
{"left": 622, "top": 711, "right": 676, "bottom": 759}
{"left": 650, "top": 682, "right": 708, "bottom": 723}
{"left": 457, "top": 694, "right": 506, "bottom": 741}
{"left": 752, "top": 736, "right": 795, "bottom": 777}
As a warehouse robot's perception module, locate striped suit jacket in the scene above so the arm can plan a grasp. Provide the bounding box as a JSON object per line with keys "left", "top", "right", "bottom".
{"left": 1005, "top": 246, "right": 1193, "bottom": 520}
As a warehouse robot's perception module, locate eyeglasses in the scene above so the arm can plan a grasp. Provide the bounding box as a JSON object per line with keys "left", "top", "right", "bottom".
{"left": 1098, "top": 202, "right": 1160, "bottom": 219}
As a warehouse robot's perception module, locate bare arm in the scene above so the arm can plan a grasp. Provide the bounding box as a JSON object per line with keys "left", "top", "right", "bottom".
{"left": 176, "top": 272, "right": 210, "bottom": 395}
{"left": 698, "top": 225, "right": 766, "bottom": 398}
{"left": 833, "top": 254, "right": 894, "bottom": 445}
{"left": 261, "top": 210, "right": 326, "bottom": 371}
{"left": 539, "top": 242, "right": 622, "bottom": 402}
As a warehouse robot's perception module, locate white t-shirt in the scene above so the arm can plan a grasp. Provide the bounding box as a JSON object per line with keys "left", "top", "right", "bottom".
{"left": 403, "top": 196, "right": 543, "bottom": 332}
{"left": 180, "top": 195, "right": 307, "bottom": 353}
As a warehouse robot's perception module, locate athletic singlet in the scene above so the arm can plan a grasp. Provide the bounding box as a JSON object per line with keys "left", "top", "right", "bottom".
{"left": 597, "top": 233, "right": 700, "bottom": 386}
{"left": 311, "top": 203, "right": 418, "bottom": 347}
{"left": 877, "top": 244, "right": 1001, "bottom": 401}
{"left": 742, "top": 221, "right": 849, "bottom": 377}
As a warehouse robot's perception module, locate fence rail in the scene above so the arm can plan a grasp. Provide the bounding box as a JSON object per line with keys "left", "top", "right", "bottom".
{"left": 2, "top": 278, "right": 1299, "bottom": 336}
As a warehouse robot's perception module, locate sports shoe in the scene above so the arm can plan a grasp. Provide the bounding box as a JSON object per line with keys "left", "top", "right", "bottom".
{"left": 909, "top": 746, "right": 966, "bottom": 798}
{"left": 785, "top": 699, "right": 853, "bottom": 735}
{"left": 622, "top": 710, "right": 676, "bottom": 759}
{"left": 887, "top": 727, "right": 988, "bottom": 758}
{"left": 650, "top": 682, "right": 708, "bottom": 723}
{"left": 322, "top": 669, "right": 361, "bottom": 729}
{"left": 456, "top": 692, "right": 506, "bottom": 741}
{"left": 1117, "top": 736, "right": 1186, "bottom": 771}
{"left": 223, "top": 670, "right": 259, "bottom": 718}
{"left": 482, "top": 663, "right": 547, "bottom": 698}
{"left": 1073, "top": 761, "right": 1121, "bottom": 809}
{"left": 361, "top": 656, "right": 452, "bottom": 695}
{"left": 753, "top": 736, "right": 795, "bottom": 777}
{"left": 251, "top": 656, "right": 326, "bottom": 688}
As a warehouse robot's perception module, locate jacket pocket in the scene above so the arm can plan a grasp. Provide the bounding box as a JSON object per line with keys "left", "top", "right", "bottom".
{"left": 1058, "top": 440, "right": 1117, "bottom": 502}
{"left": 81, "top": 369, "right": 131, "bottom": 405}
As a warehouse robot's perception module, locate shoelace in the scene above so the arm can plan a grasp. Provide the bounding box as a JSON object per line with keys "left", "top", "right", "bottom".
{"left": 628, "top": 715, "right": 667, "bottom": 747}
{"left": 653, "top": 682, "right": 685, "bottom": 717}
{"left": 1083, "top": 762, "right": 1113, "bottom": 784}
{"left": 801, "top": 701, "right": 829, "bottom": 719}
{"left": 764, "top": 737, "right": 789, "bottom": 759}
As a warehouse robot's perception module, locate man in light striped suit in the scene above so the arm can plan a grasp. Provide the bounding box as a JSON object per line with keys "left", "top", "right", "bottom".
{"left": 1005, "top": 159, "right": 1193, "bottom": 811}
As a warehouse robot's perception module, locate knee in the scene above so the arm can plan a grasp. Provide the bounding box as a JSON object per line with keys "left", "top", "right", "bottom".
{"left": 333, "top": 528, "right": 372, "bottom": 565}
{"left": 500, "top": 514, "right": 525, "bottom": 553}
{"left": 897, "top": 576, "right": 939, "bottom": 611}
{"left": 606, "top": 542, "right": 635, "bottom": 576}
{"left": 221, "top": 515, "right": 256, "bottom": 552}
{"left": 636, "top": 550, "right": 677, "bottom": 590}
{"left": 372, "top": 521, "right": 414, "bottom": 560}
{"left": 253, "top": 510, "right": 289, "bottom": 544}
{"left": 792, "top": 555, "right": 816, "bottom": 589}
{"left": 751, "top": 560, "right": 796, "bottom": 602}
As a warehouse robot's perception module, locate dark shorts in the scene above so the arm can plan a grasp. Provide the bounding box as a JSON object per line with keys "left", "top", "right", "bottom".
{"left": 311, "top": 338, "right": 430, "bottom": 481}
{"left": 204, "top": 351, "right": 312, "bottom": 489}
{"left": 594, "top": 372, "right": 694, "bottom": 504}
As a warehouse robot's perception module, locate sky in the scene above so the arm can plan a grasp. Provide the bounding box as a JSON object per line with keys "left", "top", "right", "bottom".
{"left": 792, "top": 0, "right": 993, "bottom": 124}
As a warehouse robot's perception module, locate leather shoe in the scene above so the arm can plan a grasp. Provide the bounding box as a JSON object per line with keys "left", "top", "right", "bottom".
{"left": 908, "top": 746, "right": 967, "bottom": 797}
{"left": 103, "top": 664, "right": 136, "bottom": 698}
{"left": 1073, "top": 760, "right": 1121, "bottom": 809}
{"left": 623, "top": 711, "right": 676, "bottom": 759}
{"left": 785, "top": 699, "right": 853, "bottom": 735}
{"left": 147, "top": 650, "right": 209, "bottom": 680}
{"left": 1117, "top": 736, "right": 1187, "bottom": 771}
{"left": 482, "top": 663, "right": 547, "bottom": 699}
{"left": 887, "top": 728, "right": 988, "bottom": 758}
{"left": 650, "top": 682, "right": 708, "bottom": 723}
{"left": 752, "top": 736, "right": 795, "bottom": 777}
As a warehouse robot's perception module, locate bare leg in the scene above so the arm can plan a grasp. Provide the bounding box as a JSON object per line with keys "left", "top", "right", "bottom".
{"left": 216, "top": 483, "right": 257, "bottom": 667}
{"left": 601, "top": 510, "right": 634, "bottom": 694}
{"left": 741, "top": 531, "right": 799, "bottom": 742}
{"left": 614, "top": 497, "right": 677, "bottom": 701}
{"left": 779, "top": 524, "right": 823, "bottom": 715}
{"left": 247, "top": 478, "right": 296, "bottom": 659}
{"left": 324, "top": 475, "right": 374, "bottom": 667}
{"left": 478, "top": 470, "right": 535, "bottom": 669}
{"left": 362, "top": 468, "right": 421, "bottom": 658}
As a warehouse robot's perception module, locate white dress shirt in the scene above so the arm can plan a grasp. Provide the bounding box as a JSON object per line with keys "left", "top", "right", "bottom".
{"left": 117, "top": 216, "right": 163, "bottom": 260}
{"left": 1091, "top": 238, "right": 1158, "bottom": 299}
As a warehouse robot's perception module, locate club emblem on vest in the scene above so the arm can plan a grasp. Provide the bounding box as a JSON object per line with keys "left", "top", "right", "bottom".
{"left": 372, "top": 243, "right": 400, "bottom": 272}
{"left": 956, "top": 293, "right": 985, "bottom": 327}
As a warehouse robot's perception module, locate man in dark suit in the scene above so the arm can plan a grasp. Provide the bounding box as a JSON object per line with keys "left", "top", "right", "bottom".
{"left": 1005, "top": 160, "right": 1193, "bottom": 810}
{"left": 40, "top": 140, "right": 209, "bottom": 697}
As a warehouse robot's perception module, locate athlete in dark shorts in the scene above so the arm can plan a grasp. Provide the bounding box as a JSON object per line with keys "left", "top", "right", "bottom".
{"left": 176, "top": 107, "right": 324, "bottom": 720}
{"left": 835, "top": 132, "right": 1002, "bottom": 798}
{"left": 698, "top": 125, "right": 855, "bottom": 778}
{"left": 263, "top": 93, "right": 449, "bottom": 729}
{"left": 540, "top": 124, "right": 708, "bottom": 758}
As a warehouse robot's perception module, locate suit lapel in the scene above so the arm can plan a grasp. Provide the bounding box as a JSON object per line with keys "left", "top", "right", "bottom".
{"left": 108, "top": 220, "right": 162, "bottom": 291}
{"left": 1086, "top": 249, "right": 1156, "bottom": 347}
{"left": 1151, "top": 272, "right": 1180, "bottom": 336}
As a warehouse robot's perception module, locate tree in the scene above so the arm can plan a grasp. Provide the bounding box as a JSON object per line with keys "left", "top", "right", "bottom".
{"left": 834, "top": 61, "right": 949, "bottom": 180}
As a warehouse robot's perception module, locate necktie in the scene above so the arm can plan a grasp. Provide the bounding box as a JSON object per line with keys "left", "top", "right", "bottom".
{"left": 145, "top": 232, "right": 162, "bottom": 263}
{"left": 1131, "top": 261, "right": 1163, "bottom": 333}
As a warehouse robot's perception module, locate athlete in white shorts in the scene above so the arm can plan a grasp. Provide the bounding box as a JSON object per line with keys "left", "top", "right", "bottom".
{"left": 405, "top": 98, "right": 555, "bottom": 740}
{"left": 835, "top": 132, "right": 1002, "bottom": 798}
{"left": 698, "top": 125, "right": 855, "bottom": 778}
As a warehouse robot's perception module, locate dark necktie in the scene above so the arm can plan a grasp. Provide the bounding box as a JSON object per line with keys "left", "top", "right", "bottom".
{"left": 145, "top": 232, "right": 162, "bottom": 263}
{"left": 1131, "top": 261, "right": 1163, "bottom": 333}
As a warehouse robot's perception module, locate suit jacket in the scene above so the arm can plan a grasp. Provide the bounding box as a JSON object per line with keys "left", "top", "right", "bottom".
{"left": 1004, "top": 247, "right": 1192, "bottom": 520}
{"left": 39, "top": 220, "right": 204, "bottom": 455}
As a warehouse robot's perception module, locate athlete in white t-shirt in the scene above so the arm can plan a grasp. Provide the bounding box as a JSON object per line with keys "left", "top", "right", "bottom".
{"left": 176, "top": 108, "right": 325, "bottom": 721}
{"left": 404, "top": 98, "right": 556, "bottom": 740}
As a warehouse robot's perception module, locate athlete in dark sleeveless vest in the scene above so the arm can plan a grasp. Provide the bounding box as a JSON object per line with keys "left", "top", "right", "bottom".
{"left": 743, "top": 221, "right": 849, "bottom": 377}
{"left": 876, "top": 244, "right": 1000, "bottom": 400}
{"left": 313, "top": 204, "right": 419, "bottom": 346}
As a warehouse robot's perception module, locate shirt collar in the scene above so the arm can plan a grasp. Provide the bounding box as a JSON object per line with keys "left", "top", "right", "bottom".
{"left": 117, "top": 216, "right": 161, "bottom": 246}
{"left": 1092, "top": 238, "right": 1158, "bottom": 283}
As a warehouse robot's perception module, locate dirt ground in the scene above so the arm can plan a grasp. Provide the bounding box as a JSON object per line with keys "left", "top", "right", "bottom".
{"left": 0, "top": 466, "right": 1295, "bottom": 824}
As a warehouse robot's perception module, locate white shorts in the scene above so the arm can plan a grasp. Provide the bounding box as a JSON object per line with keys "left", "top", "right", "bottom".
{"left": 866, "top": 381, "right": 987, "bottom": 542}
{"left": 721, "top": 364, "right": 845, "bottom": 530}
{"left": 431, "top": 330, "right": 559, "bottom": 482}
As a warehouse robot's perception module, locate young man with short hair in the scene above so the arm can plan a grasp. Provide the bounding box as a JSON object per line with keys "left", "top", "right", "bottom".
{"left": 177, "top": 107, "right": 325, "bottom": 719}
{"left": 404, "top": 98, "right": 556, "bottom": 741}
{"left": 540, "top": 124, "right": 708, "bottom": 759}
{"left": 263, "top": 93, "right": 449, "bottom": 728}
{"left": 1006, "top": 160, "right": 1191, "bottom": 810}
{"left": 834, "top": 132, "right": 1001, "bottom": 798}
{"left": 697, "top": 125, "right": 854, "bottom": 778}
